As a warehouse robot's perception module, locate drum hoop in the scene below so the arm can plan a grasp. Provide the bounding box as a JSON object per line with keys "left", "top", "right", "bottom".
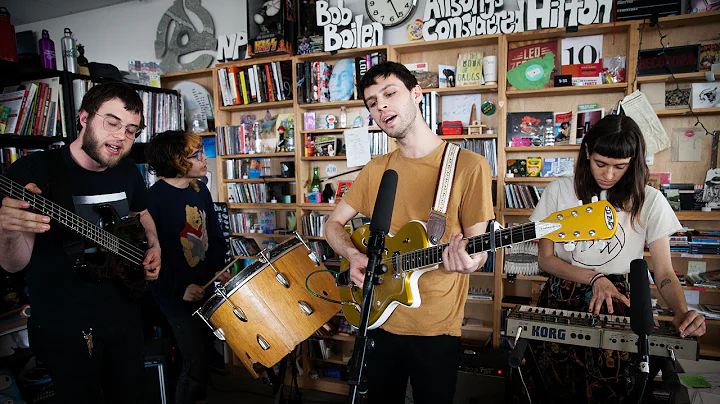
{"left": 200, "top": 234, "right": 306, "bottom": 319}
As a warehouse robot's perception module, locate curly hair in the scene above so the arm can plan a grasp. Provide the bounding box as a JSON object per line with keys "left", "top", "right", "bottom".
{"left": 145, "top": 131, "right": 203, "bottom": 190}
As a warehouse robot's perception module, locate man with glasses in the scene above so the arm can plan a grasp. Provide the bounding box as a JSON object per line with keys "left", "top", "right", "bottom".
{"left": 145, "top": 130, "right": 229, "bottom": 404}
{"left": 0, "top": 82, "right": 161, "bottom": 403}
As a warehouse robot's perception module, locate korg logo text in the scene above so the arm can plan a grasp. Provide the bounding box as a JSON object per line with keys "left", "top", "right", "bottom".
{"left": 531, "top": 325, "right": 566, "bottom": 340}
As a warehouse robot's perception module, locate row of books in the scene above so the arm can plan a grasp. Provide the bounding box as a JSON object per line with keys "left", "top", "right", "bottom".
{"left": 296, "top": 52, "right": 386, "bottom": 105}
{"left": 0, "top": 77, "right": 67, "bottom": 138}
{"left": 230, "top": 236, "right": 261, "bottom": 257}
{"left": 504, "top": 184, "right": 544, "bottom": 209}
{"left": 421, "top": 91, "right": 440, "bottom": 135}
{"left": 302, "top": 212, "right": 329, "bottom": 237}
{"left": 226, "top": 182, "right": 269, "bottom": 204}
{"left": 70, "top": 79, "right": 183, "bottom": 142}
{"left": 309, "top": 240, "right": 334, "bottom": 264}
{"left": 224, "top": 158, "right": 280, "bottom": 180}
{"left": 216, "top": 124, "right": 260, "bottom": 156}
{"left": 1, "top": 146, "right": 54, "bottom": 175}
{"left": 669, "top": 231, "right": 720, "bottom": 255}
{"left": 228, "top": 211, "right": 258, "bottom": 234}
{"left": 368, "top": 130, "right": 388, "bottom": 156}
{"left": 217, "top": 62, "right": 292, "bottom": 106}
{"left": 459, "top": 138, "right": 497, "bottom": 177}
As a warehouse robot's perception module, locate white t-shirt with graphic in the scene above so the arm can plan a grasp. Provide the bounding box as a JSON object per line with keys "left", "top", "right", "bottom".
{"left": 529, "top": 177, "right": 682, "bottom": 275}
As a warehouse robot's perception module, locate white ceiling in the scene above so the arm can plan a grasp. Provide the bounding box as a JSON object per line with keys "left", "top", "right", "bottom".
{"left": 4, "top": 0, "right": 139, "bottom": 26}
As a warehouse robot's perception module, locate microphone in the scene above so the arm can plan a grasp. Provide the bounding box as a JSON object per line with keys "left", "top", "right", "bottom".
{"left": 629, "top": 258, "right": 653, "bottom": 403}
{"left": 369, "top": 170, "right": 398, "bottom": 235}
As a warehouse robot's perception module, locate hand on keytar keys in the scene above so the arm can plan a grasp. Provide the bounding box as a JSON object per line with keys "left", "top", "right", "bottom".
{"left": 589, "top": 277, "right": 630, "bottom": 315}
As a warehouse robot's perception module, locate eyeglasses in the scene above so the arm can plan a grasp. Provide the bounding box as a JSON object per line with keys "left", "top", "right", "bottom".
{"left": 94, "top": 113, "right": 142, "bottom": 139}
{"left": 188, "top": 149, "right": 206, "bottom": 161}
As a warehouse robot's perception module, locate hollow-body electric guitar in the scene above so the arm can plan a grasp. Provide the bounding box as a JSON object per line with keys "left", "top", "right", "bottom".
{"left": 338, "top": 200, "right": 618, "bottom": 329}
{"left": 0, "top": 174, "right": 148, "bottom": 298}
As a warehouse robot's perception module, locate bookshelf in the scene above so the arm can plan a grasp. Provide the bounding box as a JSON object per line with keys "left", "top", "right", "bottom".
{"left": 173, "top": 10, "right": 720, "bottom": 395}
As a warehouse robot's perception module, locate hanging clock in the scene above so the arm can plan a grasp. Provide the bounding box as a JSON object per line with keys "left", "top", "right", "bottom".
{"left": 365, "top": 0, "right": 418, "bottom": 28}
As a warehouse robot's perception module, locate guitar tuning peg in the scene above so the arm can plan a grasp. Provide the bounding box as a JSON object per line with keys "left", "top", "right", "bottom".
{"left": 577, "top": 200, "right": 583, "bottom": 207}
{"left": 596, "top": 239, "right": 608, "bottom": 249}
{"left": 579, "top": 241, "right": 589, "bottom": 252}
{"left": 563, "top": 242, "right": 576, "bottom": 252}
{"left": 591, "top": 196, "right": 599, "bottom": 203}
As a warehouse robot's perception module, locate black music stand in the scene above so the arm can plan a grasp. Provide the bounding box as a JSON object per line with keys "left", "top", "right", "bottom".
{"left": 265, "top": 349, "right": 303, "bottom": 404}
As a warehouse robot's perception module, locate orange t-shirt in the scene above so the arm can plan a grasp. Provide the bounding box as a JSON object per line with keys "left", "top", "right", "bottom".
{"left": 341, "top": 142, "right": 494, "bottom": 336}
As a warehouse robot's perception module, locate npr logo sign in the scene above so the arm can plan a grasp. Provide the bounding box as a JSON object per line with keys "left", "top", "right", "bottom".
{"left": 531, "top": 325, "right": 566, "bottom": 340}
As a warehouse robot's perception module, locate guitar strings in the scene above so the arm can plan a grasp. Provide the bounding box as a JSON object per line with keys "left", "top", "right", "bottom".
{"left": 388, "top": 223, "right": 536, "bottom": 271}
{"left": 0, "top": 176, "right": 146, "bottom": 264}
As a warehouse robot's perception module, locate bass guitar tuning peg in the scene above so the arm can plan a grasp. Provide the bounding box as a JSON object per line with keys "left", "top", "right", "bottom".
{"left": 579, "top": 241, "right": 590, "bottom": 252}
{"left": 563, "top": 242, "right": 576, "bottom": 252}
{"left": 596, "top": 239, "right": 608, "bottom": 249}
{"left": 591, "top": 196, "right": 599, "bottom": 203}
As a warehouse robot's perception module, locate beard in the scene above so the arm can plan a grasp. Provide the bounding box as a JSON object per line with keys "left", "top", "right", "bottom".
{"left": 81, "top": 124, "right": 130, "bottom": 168}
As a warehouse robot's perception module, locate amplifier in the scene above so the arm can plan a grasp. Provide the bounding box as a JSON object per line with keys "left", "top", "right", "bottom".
{"left": 454, "top": 346, "right": 508, "bottom": 404}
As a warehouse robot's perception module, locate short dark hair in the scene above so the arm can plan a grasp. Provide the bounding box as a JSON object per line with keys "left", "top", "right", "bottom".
{"left": 77, "top": 82, "right": 145, "bottom": 133}
{"left": 357, "top": 61, "right": 418, "bottom": 108}
{"left": 575, "top": 114, "right": 648, "bottom": 227}
{"left": 145, "top": 130, "right": 202, "bottom": 180}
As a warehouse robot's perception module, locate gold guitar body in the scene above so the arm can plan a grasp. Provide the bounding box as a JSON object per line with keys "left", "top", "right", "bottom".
{"left": 338, "top": 221, "right": 436, "bottom": 329}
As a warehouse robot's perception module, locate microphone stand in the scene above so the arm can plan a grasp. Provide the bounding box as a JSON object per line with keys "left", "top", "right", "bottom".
{"left": 346, "top": 229, "right": 388, "bottom": 404}
{"left": 627, "top": 334, "right": 650, "bottom": 404}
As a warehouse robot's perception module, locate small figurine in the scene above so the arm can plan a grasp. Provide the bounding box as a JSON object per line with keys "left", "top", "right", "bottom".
{"left": 322, "top": 183, "right": 334, "bottom": 203}
{"left": 77, "top": 43, "right": 88, "bottom": 66}
{"left": 276, "top": 125, "right": 287, "bottom": 152}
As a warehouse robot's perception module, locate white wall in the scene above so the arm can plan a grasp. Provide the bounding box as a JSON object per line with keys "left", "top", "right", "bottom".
{"left": 16, "top": 0, "right": 423, "bottom": 73}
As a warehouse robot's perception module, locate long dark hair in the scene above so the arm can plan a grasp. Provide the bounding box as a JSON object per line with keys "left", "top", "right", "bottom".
{"left": 575, "top": 115, "right": 648, "bottom": 227}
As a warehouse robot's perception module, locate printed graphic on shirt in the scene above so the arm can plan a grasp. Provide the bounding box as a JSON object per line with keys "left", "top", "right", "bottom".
{"left": 72, "top": 192, "right": 131, "bottom": 256}
{"left": 571, "top": 223, "right": 626, "bottom": 267}
{"left": 180, "top": 205, "right": 209, "bottom": 267}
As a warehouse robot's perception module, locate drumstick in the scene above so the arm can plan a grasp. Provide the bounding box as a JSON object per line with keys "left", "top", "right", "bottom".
{"left": 202, "top": 257, "right": 240, "bottom": 290}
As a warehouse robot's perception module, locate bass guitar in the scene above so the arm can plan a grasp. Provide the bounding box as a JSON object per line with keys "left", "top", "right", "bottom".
{"left": 0, "top": 174, "right": 148, "bottom": 298}
{"left": 338, "top": 200, "right": 618, "bottom": 329}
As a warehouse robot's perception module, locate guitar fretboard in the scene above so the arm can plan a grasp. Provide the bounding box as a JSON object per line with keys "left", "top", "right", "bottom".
{"left": 393, "top": 223, "right": 537, "bottom": 271}
{"left": 0, "top": 174, "right": 144, "bottom": 266}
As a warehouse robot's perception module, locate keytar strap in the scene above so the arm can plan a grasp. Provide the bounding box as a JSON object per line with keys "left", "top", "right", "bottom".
{"left": 427, "top": 142, "right": 461, "bottom": 245}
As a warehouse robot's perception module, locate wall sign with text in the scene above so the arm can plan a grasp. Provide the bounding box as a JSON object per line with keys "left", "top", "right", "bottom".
{"left": 316, "top": 0, "right": 384, "bottom": 52}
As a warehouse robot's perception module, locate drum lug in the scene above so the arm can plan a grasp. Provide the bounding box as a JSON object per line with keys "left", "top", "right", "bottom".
{"left": 298, "top": 300, "right": 314, "bottom": 316}
{"left": 213, "top": 328, "right": 226, "bottom": 341}
{"left": 276, "top": 273, "right": 290, "bottom": 288}
{"left": 257, "top": 335, "right": 271, "bottom": 351}
{"left": 234, "top": 307, "right": 248, "bottom": 322}
{"left": 308, "top": 252, "right": 320, "bottom": 266}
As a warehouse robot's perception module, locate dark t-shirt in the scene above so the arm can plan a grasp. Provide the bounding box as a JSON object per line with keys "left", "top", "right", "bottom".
{"left": 7, "top": 146, "right": 148, "bottom": 327}
{"left": 147, "top": 179, "right": 226, "bottom": 318}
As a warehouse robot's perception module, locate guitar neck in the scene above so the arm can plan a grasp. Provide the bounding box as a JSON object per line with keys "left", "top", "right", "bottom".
{"left": 398, "top": 223, "right": 539, "bottom": 271}
{"left": 0, "top": 174, "right": 144, "bottom": 266}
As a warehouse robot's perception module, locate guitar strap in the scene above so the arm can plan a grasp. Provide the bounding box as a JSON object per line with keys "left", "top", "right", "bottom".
{"left": 427, "top": 142, "right": 460, "bottom": 245}
{"left": 47, "top": 149, "right": 86, "bottom": 259}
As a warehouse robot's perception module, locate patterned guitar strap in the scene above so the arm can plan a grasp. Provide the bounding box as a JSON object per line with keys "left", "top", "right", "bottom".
{"left": 426, "top": 142, "right": 461, "bottom": 246}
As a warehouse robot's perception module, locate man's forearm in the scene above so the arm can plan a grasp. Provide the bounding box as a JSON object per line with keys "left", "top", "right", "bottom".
{"left": 138, "top": 210, "right": 160, "bottom": 248}
{"left": 0, "top": 231, "right": 33, "bottom": 272}
{"left": 324, "top": 221, "right": 362, "bottom": 261}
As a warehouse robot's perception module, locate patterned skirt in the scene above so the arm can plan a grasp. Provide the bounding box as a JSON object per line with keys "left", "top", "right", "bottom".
{"left": 528, "top": 274, "right": 632, "bottom": 404}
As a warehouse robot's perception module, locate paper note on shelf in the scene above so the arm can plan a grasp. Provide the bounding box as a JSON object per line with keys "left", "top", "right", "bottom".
{"left": 621, "top": 90, "right": 670, "bottom": 156}
{"left": 441, "top": 94, "right": 482, "bottom": 126}
{"left": 344, "top": 127, "right": 371, "bottom": 168}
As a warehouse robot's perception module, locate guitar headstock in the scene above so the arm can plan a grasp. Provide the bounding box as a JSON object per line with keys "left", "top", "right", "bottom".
{"left": 540, "top": 200, "right": 617, "bottom": 243}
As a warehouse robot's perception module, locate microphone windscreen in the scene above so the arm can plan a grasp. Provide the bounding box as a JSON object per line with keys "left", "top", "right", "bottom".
{"left": 369, "top": 170, "right": 398, "bottom": 233}
{"left": 630, "top": 259, "right": 654, "bottom": 336}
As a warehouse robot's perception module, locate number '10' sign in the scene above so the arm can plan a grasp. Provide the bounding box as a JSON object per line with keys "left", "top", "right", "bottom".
{"left": 561, "top": 35, "right": 603, "bottom": 66}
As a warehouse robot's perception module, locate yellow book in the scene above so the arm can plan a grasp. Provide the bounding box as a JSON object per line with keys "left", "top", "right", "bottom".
{"left": 527, "top": 157, "right": 543, "bottom": 177}
{"left": 239, "top": 69, "right": 249, "bottom": 105}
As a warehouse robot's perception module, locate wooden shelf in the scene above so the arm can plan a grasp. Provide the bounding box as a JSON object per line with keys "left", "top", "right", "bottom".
{"left": 219, "top": 100, "right": 294, "bottom": 111}
{"left": 636, "top": 71, "right": 720, "bottom": 84}
{"left": 651, "top": 10, "right": 720, "bottom": 28}
{"left": 219, "top": 152, "right": 295, "bottom": 159}
{"left": 651, "top": 284, "right": 720, "bottom": 293}
{"left": 229, "top": 232, "right": 294, "bottom": 238}
{"left": 471, "top": 272, "right": 495, "bottom": 277}
{"left": 301, "top": 156, "right": 348, "bottom": 161}
{"left": 301, "top": 126, "right": 380, "bottom": 134}
{"left": 700, "top": 344, "right": 720, "bottom": 359}
{"left": 160, "top": 67, "right": 214, "bottom": 79}
{"left": 675, "top": 211, "right": 720, "bottom": 221}
{"left": 298, "top": 99, "right": 366, "bottom": 110}
{"left": 504, "top": 275, "right": 548, "bottom": 282}
{"left": 644, "top": 251, "right": 720, "bottom": 260}
{"left": 505, "top": 145, "right": 581, "bottom": 152}
{"left": 227, "top": 203, "right": 296, "bottom": 209}
{"left": 224, "top": 178, "right": 295, "bottom": 183}
{"left": 465, "top": 299, "right": 494, "bottom": 305}
{"left": 504, "top": 177, "right": 559, "bottom": 183}
{"left": 501, "top": 208, "right": 534, "bottom": 216}
{"left": 506, "top": 83, "right": 627, "bottom": 98}
{"left": 393, "top": 34, "right": 500, "bottom": 53}
{"left": 295, "top": 45, "right": 390, "bottom": 62}
{"left": 461, "top": 323, "right": 494, "bottom": 333}
{"left": 304, "top": 236, "right": 326, "bottom": 241}
{"left": 308, "top": 354, "right": 348, "bottom": 366}
{"left": 655, "top": 107, "right": 720, "bottom": 117}
{"left": 423, "top": 84, "right": 498, "bottom": 95}
{"left": 441, "top": 134, "right": 498, "bottom": 140}
{"left": 197, "top": 131, "right": 215, "bottom": 137}
{"left": 298, "top": 203, "right": 337, "bottom": 210}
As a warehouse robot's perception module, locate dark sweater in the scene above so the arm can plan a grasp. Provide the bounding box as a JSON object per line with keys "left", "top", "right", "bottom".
{"left": 147, "top": 179, "right": 227, "bottom": 317}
